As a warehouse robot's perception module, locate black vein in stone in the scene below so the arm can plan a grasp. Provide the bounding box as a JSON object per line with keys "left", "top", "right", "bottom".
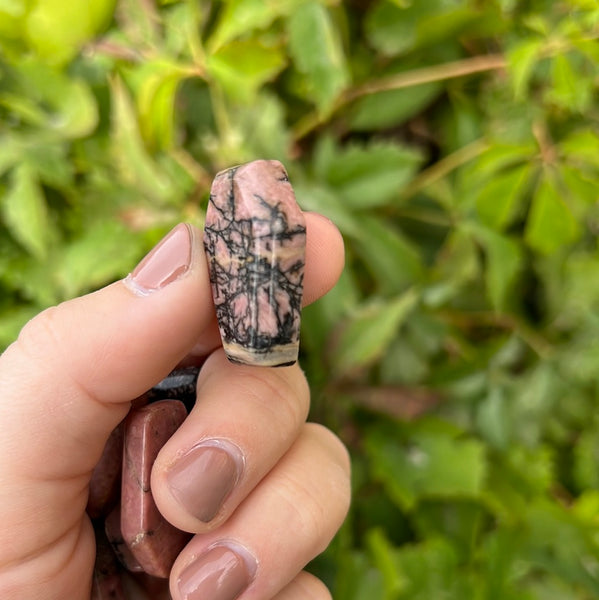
{"left": 204, "top": 174, "right": 306, "bottom": 354}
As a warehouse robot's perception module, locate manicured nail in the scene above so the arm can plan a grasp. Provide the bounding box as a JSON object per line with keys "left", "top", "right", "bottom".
{"left": 166, "top": 440, "right": 243, "bottom": 523}
{"left": 204, "top": 160, "right": 306, "bottom": 367}
{"left": 125, "top": 223, "right": 192, "bottom": 295}
{"left": 177, "top": 544, "right": 255, "bottom": 600}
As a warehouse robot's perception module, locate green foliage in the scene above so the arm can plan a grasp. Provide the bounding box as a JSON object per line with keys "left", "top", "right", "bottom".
{"left": 1, "top": 0, "right": 599, "bottom": 597}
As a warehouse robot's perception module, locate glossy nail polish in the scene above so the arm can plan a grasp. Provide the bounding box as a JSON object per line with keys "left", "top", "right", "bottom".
{"left": 177, "top": 544, "right": 255, "bottom": 600}
{"left": 166, "top": 440, "right": 242, "bottom": 523}
{"left": 204, "top": 160, "right": 306, "bottom": 367}
{"left": 126, "top": 223, "right": 192, "bottom": 295}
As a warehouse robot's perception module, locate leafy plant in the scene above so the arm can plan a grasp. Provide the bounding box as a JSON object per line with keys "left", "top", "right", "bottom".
{"left": 1, "top": 0, "right": 599, "bottom": 598}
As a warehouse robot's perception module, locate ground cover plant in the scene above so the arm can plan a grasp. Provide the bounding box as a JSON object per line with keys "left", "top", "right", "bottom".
{"left": 1, "top": 0, "right": 599, "bottom": 598}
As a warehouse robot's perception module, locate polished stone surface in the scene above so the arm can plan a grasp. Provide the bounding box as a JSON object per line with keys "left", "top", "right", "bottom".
{"left": 121, "top": 400, "right": 191, "bottom": 578}
{"left": 204, "top": 160, "right": 306, "bottom": 367}
{"left": 92, "top": 525, "right": 126, "bottom": 600}
{"left": 145, "top": 366, "right": 200, "bottom": 413}
{"left": 87, "top": 422, "right": 124, "bottom": 519}
{"left": 105, "top": 506, "right": 143, "bottom": 573}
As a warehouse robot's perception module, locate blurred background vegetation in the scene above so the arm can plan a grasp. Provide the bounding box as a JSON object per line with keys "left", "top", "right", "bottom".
{"left": 1, "top": 0, "right": 599, "bottom": 597}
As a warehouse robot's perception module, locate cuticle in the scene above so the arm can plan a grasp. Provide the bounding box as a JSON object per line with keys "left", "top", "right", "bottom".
{"left": 172, "top": 437, "right": 246, "bottom": 482}
{"left": 205, "top": 539, "right": 259, "bottom": 580}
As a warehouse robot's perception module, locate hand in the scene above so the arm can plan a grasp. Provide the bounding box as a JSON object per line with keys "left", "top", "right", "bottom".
{"left": 0, "top": 214, "right": 349, "bottom": 600}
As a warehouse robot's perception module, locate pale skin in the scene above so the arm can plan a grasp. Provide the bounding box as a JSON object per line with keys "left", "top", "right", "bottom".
{"left": 0, "top": 213, "right": 350, "bottom": 600}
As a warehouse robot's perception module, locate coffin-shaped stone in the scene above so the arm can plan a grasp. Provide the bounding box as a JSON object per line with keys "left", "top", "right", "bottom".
{"left": 121, "top": 400, "right": 191, "bottom": 578}
{"left": 204, "top": 160, "right": 306, "bottom": 367}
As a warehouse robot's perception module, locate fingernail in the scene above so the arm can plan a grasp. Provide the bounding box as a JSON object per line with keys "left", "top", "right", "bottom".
{"left": 125, "top": 223, "right": 192, "bottom": 295}
{"left": 177, "top": 544, "right": 256, "bottom": 600}
{"left": 203, "top": 159, "right": 306, "bottom": 367}
{"left": 166, "top": 440, "right": 243, "bottom": 523}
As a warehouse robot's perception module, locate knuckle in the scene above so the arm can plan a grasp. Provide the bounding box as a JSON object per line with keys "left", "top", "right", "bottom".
{"left": 235, "top": 365, "right": 310, "bottom": 433}
{"left": 16, "top": 305, "right": 65, "bottom": 363}
{"left": 273, "top": 468, "right": 330, "bottom": 556}
{"left": 305, "top": 422, "right": 352, "bottom": 478}
{"left": 277, "top": 572, "right": 332, "bottom": 600}
{"left": 271, "top": 427, "right": 351, "bottom": 557}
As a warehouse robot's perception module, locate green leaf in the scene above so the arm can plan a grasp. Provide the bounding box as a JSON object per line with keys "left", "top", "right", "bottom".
{"left": 470, "top": 142, "right": 537, "bottom": 184}
{"left": 350, "top": 82, "right": 442, "bottom": 132}
{"left": 573, "top": 425, "right": 599, "bottom": 491}
{"left": 0, "top": 135, "right": 22, "bottom": 177}
{"left": 1, "top": 163, "right": 50, "bottom": 259}
{"left": 234, "top": 92, "right": 290, "bottom": 159}
{"left": 424, "top": 228, "right": 479, "bottom": 307}
{"left": 321, "top": 140, "right": 423, "bottom": 209}
{"left": 208, "top": 38, "right": 286, "bottom": 103}
{"left": 331, "top": 289, "right": 419, "bottom": 375}
{"left": 475, "top": 164, "right": 533, "bottom": 230}
{"left": 525, "top": 175, "right": 580, "bottom": 254}
{"left": 15, "top": 61, "right": 98, "bottom": 138}
{"left": 365, "top": 0, "right": 493, "bottom": 57}
{"left": 396, "top": 539, "right": 469, "bottom": 598}
{"left": 353, "top": 215, "right": 424, "bottom": 296}
{"left": 548, "top": 53, "right": 592, "bottom": 112}
{"left": 293, "top": 181, "right": 362, "bottom": 239}
{"left": 56, "top": 220, "right": 143, "bottom": 298}
{"left": 366, "top": 421, "right": 487, "bottom": 510}
{"left": 507, "top": 38, "right": 543, "bottom": 100}
{"left": 25, "top": 0, "right": 116, "bottom": 65}
{"left": 560, "top": 129, "right": 599, "bottom": 170}
{"left": 208, "top": 0, "right": 302, "bottom": 51}
{"left": 110, "top": 76, "right": 172, "bottom": 201}
{"left": 136, "top": 60, "right": 194, "bottom": 149}
{"left": 287, "top": 1, "right": 349, "bottom": 114}
{"left": 476, "top": 387, "right": 511, "bottom": 449}
{"left": 365, "top": 0, "right": 418, "bottom": 55}
{"left": 365, "top": 529, "right": 407, "bottom": 597}
{"left": 470, "top": 224, "right": 523, "bottom": 311}
{"left": 0, "top": 0, "right": 26, "bottom": 40}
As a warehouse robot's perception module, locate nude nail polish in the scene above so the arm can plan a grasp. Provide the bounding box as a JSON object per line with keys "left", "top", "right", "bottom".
{"left": 126, "top": 223, "right": 192, "bottom": 295}
{"left": 177, "top": 545, "right": 255, "bottom": 600}
{"left": 166, "top": 440, "right": 242, "bottom": 523}
{"left": 203, "top": 160, "right": 306, "bottom": 367}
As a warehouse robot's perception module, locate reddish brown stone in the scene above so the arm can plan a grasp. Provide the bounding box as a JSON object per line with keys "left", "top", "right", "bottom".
{"left": 92, "top": 526, "right": 126, "bottom": 600}
{"left": 121, "top": 400, "right": 191, "bottom": 578}
{"left": 87, "top": 422, "right": 124, "bottom": 519}
{"left": 105, "top": 506, "right": 143, "bottom": 573}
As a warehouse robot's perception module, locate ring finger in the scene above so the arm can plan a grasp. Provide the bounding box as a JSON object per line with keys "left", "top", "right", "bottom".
{"left": 169, "top": 423, "right": 351, "bottom": 600}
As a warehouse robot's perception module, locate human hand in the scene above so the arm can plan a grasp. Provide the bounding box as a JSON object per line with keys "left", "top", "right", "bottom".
{"left": 0, "top": 214, "right": 349, "bottom": 600}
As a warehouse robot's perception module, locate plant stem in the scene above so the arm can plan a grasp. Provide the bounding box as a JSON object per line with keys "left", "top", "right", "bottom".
{"left": 293, "top": 54, "right": 507, "bottom": 141}
{"left": 400, "top": 138, "right": 489, "bottom": 201}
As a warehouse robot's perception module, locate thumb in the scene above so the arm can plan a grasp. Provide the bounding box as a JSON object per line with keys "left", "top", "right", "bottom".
{"left": 0, "top": 223, "right": 211, "bottom": 598}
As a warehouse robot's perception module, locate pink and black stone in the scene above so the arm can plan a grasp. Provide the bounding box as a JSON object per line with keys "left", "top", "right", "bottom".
{"left": 204, "top": 160, "right": 306, "bottom": 367}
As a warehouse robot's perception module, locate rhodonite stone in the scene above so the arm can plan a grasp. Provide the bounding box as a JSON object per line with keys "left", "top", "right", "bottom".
{"left": 204, "top": 160, "right": 306, "bottom": 367}
{"left": 87, "top": 423, "right": 124, "bottom": 519}
{"left": 121, "top": 400, "right": 191, "bottom": 578}
{"left": 92, "top": 525, "right": 126, "bottom": 600}
{"left": 105, "top": 506, "right": 143, "bottom": 573}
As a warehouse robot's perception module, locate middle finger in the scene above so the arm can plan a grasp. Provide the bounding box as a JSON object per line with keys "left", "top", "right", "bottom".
{"left": 151, "top": 349, "right": 310, "bottom": 533}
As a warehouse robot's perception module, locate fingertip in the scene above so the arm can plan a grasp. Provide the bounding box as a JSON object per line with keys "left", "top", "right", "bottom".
{"left": 303, "top": 212, "right": 345, "bottom": 306}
